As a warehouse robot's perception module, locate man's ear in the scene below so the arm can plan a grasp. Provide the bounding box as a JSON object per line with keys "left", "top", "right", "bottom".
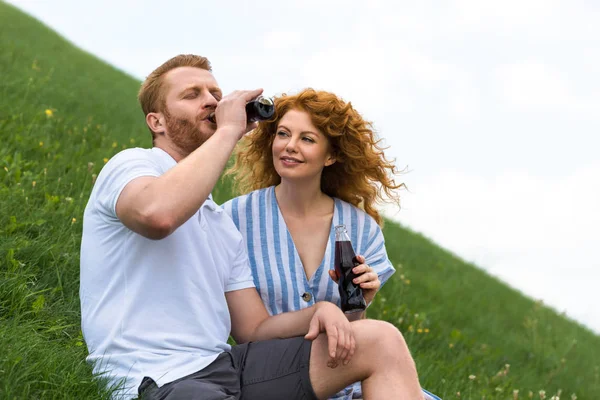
{"left": 146, "top": 112, "right": 166, "bottom": 135}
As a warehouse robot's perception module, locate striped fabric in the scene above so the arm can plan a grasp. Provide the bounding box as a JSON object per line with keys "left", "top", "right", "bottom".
{"left": 222, "top": 186, "right": 396, "bottom": 316}
{"left": 222, "top": 186, "right": 442, "bottom": 400}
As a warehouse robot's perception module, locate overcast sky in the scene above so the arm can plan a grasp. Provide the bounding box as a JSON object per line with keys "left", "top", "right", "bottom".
{"left": 8, "top": 0, "right": 599, "bottom": 334}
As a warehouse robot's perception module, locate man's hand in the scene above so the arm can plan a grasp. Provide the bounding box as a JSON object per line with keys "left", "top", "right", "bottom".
{"left": 328, "top": 254, "right": 380, "bottom": 306}
{"left": 305, "top": 302, "right": 356, "bottom": 368}
{"left": 214, "top": 89, "right": 263, "bottom": 139}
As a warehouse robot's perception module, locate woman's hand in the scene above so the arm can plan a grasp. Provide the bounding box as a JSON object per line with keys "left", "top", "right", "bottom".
{"left": 328, "top": 255, "right": 381, "bottom": 306}
{"left": 304, "top": 302, "right": 356, "bottom": 368}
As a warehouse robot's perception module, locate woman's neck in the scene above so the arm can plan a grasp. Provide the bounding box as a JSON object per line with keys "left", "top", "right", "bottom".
{"left": 275, "top": 179, "right": 333, "bottom": 217}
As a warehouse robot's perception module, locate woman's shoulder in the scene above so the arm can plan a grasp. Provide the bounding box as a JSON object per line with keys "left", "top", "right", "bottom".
{"left": 333, "top": 197, "right": 377, "bottom": 223}
{"left": 221, "top": 187, "right": 274, "bottom": 216}
{"left": 332, "top": 198, "right": 383, "bottom": 241}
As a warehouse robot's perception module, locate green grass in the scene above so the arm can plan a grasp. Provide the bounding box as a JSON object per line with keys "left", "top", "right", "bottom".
{"left": 1, "top": 2, "right": 599, "bottom": 399}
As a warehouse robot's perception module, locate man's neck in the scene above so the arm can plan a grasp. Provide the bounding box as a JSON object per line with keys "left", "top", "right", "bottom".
{"left": 154, "top": 142, "right": 186, "bottom": 163}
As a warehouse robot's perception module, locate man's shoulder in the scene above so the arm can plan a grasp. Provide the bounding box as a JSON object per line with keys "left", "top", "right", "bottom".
{"left": 97, "top": 147, "right": 174, "bottom": 182}
{"left": 106, "top": 147, "right": 161, "bottom": 166}
{"left": 88, "top": 147, "right": 167, "bottom": 208}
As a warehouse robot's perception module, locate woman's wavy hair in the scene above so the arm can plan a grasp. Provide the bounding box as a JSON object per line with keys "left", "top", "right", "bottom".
{"left": 227, "top": 88, "right": 405, "bottom": 225}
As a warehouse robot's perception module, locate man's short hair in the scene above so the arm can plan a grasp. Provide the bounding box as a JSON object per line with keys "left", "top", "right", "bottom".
{"left": 138, "top": 54, "right": 212, "bottom": 138}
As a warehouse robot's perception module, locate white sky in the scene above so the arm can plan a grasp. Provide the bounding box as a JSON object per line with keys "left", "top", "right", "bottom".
{"left": 8, "top": 0, "right": 599, "bottom": 334}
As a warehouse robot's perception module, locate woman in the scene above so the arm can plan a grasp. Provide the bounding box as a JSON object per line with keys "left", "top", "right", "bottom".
{"left": 222, "top": 89, "right": 440, "bottom": 400}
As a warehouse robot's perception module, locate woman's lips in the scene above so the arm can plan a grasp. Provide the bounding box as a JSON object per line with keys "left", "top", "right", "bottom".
{"left": 280, "top": 157, "right": 303, "bottom": 166}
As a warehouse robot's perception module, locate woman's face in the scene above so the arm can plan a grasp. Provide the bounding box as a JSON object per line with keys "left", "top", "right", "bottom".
{"left": 272, "top": 109, "right": 336, "bottom": 182}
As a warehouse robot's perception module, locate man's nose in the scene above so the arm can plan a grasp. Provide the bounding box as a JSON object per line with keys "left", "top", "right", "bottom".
{"left": 202, "top": 93, "right": 218, "bottom": 108}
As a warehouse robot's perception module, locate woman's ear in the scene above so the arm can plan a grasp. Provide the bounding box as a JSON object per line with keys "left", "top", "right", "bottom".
{"left": 325, "top": 154, "right": 337, "bottom": 167}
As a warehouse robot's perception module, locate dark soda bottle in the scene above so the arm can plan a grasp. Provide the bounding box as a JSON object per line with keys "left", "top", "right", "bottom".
{"left": 334, "top": 224, "right": 367, "bottom": 314}
{"left": 246, "top": 96, "right": 274, "bottom": 122}
{"left": 207, "top": 96, "right": 274, "bottom": 124}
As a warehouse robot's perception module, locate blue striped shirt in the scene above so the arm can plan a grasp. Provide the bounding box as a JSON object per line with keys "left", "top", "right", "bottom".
{"left": 222, "top": 186, "right": 442, "bottom": 400}
{"left": 222, "top": 186, "right": 395, "bottom": 400}
{"left": 222, "top": 186, "right": 396, "bottom": 316}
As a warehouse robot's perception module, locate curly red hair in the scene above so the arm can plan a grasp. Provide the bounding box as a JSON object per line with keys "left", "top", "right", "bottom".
{"left": 227, "top": 89, "right": 405, "bottom": 225}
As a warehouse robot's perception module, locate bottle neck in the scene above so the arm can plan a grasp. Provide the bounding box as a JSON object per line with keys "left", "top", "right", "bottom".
{"left": 335, "top": 225, "right": 349, "bottom": 241}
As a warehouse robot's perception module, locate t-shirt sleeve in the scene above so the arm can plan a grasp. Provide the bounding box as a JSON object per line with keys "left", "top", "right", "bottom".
{"left": 364, "top": 223, "right": 396, "bottom": 288}
{"left": 221, "top": 199, "right": 233, "bottom": 218}
{"left": 94, "top": 150, "right": 162, "bottom": 221}
{"left": 225, "top": 232, "right": 255, "bottom": 292}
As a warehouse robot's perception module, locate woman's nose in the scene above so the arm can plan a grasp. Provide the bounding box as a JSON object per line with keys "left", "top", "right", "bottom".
{"left": 285, "top": 138, "right": 298, "bottom": 152}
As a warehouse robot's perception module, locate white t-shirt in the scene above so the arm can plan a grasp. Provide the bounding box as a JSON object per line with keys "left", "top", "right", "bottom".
{"left": 80, "top": 147, "right": 254, "bottom": 399}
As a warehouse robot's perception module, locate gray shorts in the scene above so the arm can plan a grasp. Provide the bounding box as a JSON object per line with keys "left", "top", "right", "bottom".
{"left": 138, "top": 336, "right": 318, "bottom": 400}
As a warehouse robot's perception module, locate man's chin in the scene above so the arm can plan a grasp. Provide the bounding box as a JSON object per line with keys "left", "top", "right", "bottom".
{"left": 201, "top": 119, "right": 217, "bottom": 131}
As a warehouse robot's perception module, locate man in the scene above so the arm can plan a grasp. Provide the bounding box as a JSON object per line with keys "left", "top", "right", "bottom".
{"left": 80, "top": 54, "right": 425, "bottom": 399}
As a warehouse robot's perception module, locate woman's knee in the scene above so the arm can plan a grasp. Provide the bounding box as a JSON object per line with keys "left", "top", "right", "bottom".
{"left": 353, "top": 319, "right": 410, "bottom": 359}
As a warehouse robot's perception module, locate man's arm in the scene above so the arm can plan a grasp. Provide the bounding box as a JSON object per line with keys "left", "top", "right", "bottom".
{"left": 116, "top": 89, "right": 262, "bottom": 239}
{"left": 226, "top": 288, "right": 356, "bottom": 366}
{"left": 115, "top": 129, "right": 238, "bottom": 239}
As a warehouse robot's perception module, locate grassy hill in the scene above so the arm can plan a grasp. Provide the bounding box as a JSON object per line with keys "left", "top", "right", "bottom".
{"left": 1, "top": 2, "right": 599, "bottom": 398}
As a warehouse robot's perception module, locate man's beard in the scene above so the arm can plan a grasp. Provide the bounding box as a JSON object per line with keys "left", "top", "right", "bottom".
{"left": 164, "top": 107, "right": 212, "bottom": 157}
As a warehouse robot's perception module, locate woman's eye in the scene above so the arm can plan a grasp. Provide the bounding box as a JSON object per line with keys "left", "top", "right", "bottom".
{"left": 276, "top": 131, "right": 288, "bottom": 137}
{"left": 302, "top": 137, "right": 315, "bottom": 143}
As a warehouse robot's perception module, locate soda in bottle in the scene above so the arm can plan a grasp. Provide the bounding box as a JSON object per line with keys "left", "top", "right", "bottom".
{"left": 207, "top": 96, "right": 274, "bottom": 124}
{"left": 246, "top": 96, "right": 274, "bottom": 122}
{"left": 334, "top": 224, "right": 367, "bottom": 313}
